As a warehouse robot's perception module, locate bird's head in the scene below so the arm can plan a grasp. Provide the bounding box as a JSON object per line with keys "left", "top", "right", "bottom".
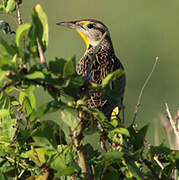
{"left": 56, "top": 19, "right": 109, "bottom": 49}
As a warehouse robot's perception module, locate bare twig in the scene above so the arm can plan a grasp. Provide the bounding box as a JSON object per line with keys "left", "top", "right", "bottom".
{"left": 165, "top": 103, "right": 179, "bottom": 150}
{"left": 174, "top": 109, "right": 179, "bottom": 131}
{"left": 13, "top": 107, "right": 23, "bottom": 141}
{"left": 154, "top": 155, "right": 164, "bottom": 169}
{"left": 37, "top": 37, "right": 48, "bottom": 68}
{"left": 5, "top": 156, "right": 26, "bottom": 169}
{"left": 69, "top": 128, "right": 90, "bottom": 179}
{"left": 32, "top": 146, "right": 41, "bottom": 166}
{"left": 70, "top": 176, "right": 75, "bottom": 180}
{"left": 172, "top": 168, "right": 177, "bottom": 180}
{"left": 16, "top": 0, "right": 22, "bottom": 25}
{"left": 132, "top": 56, "right": 159, "bottom": 125}
{"left": 16, "top": 0, "right": 27, "bottom": 66}
{"left": 100, "top": 136, "right": 108, "bottom": 152}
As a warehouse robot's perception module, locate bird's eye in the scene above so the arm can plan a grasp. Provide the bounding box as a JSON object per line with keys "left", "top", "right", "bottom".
{"left": 87, "top": 23, "right": 94, "bottom": 29}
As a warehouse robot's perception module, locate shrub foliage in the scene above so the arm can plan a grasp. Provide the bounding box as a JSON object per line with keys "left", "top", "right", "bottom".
{"left": 0, "top": 1, "right": 178, "bottom": 179}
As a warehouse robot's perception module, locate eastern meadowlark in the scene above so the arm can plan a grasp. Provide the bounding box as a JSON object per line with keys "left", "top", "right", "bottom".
{"left": 57, "top": 19, "right": 126, "bottom": 119}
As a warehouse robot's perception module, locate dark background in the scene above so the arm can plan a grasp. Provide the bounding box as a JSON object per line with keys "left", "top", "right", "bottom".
{"left": 1, "top": 0, "right": 179, "bottom": 146}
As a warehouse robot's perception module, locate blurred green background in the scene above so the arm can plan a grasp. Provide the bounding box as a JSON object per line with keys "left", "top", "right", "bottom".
{"left": 1, "top": 0, "right": 179, "bottom": 146}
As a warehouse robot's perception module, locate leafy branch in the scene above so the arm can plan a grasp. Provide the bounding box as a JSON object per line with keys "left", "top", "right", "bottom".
{"left": 0, "top": 1, "right": 178, "bottom": 180}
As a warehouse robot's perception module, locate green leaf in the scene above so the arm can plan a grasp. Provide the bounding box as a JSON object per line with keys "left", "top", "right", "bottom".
{"left": 63, "top": 76, "right": 84, "bottom": 99}
{"left": 0, "top": 54, "right": 15, "bottom": 73}
{"left": 0, "top": 110, "right": 16, "bottom": 140}
{"left": 19, "top": 91, "right": 25, "bottom": 105}
{"left": 32, "top": 121, "right": 61, "bottom": 149}
{"left": 135, "top": 124, "right": 149, "bottom": 150}
{"left": 63, "top": 56, "right": 76, "bottom": 78}
{"left": 108, "top": 129, "right": 123, "bottom": 145}
{"left": 108, "top": 128, "right": 130, "bottom": 145}
{"left": 31, "top": 4, "right": 48, "bottom": 51}
{"left": 0, "top": 36, "right": 16, "bottom": 56}
{"left": 90, "top": 108, "right": 107, "bottom": 121}
{"left": 0, "top": 92, "right": 10, "bottom": 110}
{"left": 0, "top": 109, "right": 9, "bottom": 118}
{"left": 175, "top": 152, "right": 179, "bottom": 170}
{"left": 24, "top": 147, "right": 54, "bottom": 165}
{"left": 49, "top": 57, "right": 66, "bottom": 75}
{"left": 19, "top": 86, "right": 36, "bottom": 116}
{"left": 102, "top": 166, "right": 119, "bottom": 180}
{"left": 27, "top": 91, "right": 36, "bottom": 110}
{"left": 0, "top": 5, "right": 5, "bottom": 12}
{"left": 124, "top": 158, "right": 145, "bottom": 180}
{"left": 5, "top": 0, "right": 15, "bottom": 13}
{"left": 25, "top": 71, "right": 45, "bottom": 79}
{"left": 59, "top": 106, "right": 80, "bottom": 130}
{"left": 16, "top": 23, "right": 31, "bottom": 58}
{"left": 0, "top": 69, "right": 6, "bottom": 83}
{"left": 110, "top": 119, "right": 118, "bottom": 127}
{"left": 118, "top": 128, "right": 130, "bottom": 137}
{"left": 19, "top": 91, "right": 32, "bottom": 115}
{"left": 24, "top": 97, "right": 33, "bottom": 116}
{"left": 30, "top": 100, "right": 67, "bottom": 121}
{"left": 11, "top": 100, "right": 19, "bottom": 106}
{"left": 0, "top": 173, "right": 6, "bottom": 180}
{"left": 19, "top": 85, "right": 36, "bottom": 106}
{"left": 147, "top": 143, "right": 172, "bottom": 161}
{"left": 103, "top": 152, "right": 124, "bottom": 166}
{"left": 51, "top": 145, "right": 75, "bottom": 177}
{"left": 23, "top": 144, "right": 75, "bottom": 177}
{"left": 55, "top": 166, "right": 75, "bottom": 177}
{"left": 102, "top": 69, "right": 124, "bottom": 88}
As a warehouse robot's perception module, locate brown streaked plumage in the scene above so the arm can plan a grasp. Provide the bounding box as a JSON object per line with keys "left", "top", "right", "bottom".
{"left": 57, "top": 19, "right": 125, "bottom": 119}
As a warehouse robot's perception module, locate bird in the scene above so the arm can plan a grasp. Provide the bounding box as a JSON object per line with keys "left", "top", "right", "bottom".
{"left": 56, "top": 19, "right": 126, "bottom": 119}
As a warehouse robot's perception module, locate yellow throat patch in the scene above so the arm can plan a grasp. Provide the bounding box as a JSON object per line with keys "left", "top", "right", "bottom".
{"left": 76, "top": 21, "right": 90, "bottom": 49}
{"left": 76, "top": 30, "right": 89, "bottom": 49}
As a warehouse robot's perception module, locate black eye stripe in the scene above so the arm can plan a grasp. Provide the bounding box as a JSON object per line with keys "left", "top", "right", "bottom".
{"left": 85, "top": 23, "right": 107, "bottom": 35}
{"left": 87, "top": 23, "right": 94, "bottom": 29}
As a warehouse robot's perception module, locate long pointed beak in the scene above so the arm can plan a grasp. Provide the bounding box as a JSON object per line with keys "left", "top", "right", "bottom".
{"left": 56, "top": 21, "right": 79, "bottom": 29}
{"left": 56, "top": 21, "right": 89, "bottom": 48}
